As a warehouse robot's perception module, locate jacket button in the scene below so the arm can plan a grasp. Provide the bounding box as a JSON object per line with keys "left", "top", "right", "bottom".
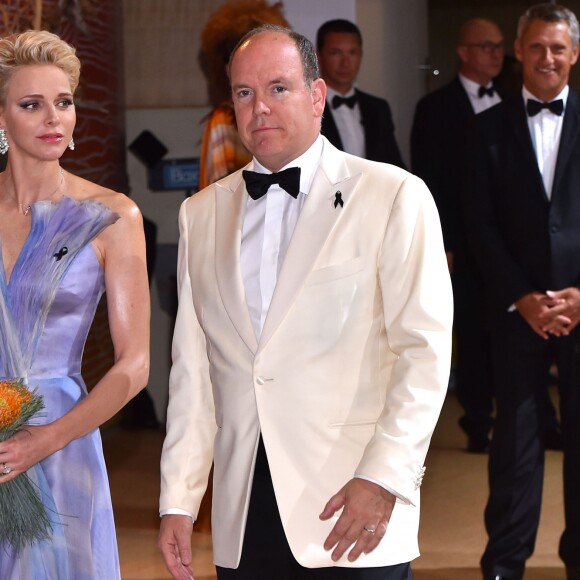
{"left": 256, "top": 376, "right": 265, "bottom": 385}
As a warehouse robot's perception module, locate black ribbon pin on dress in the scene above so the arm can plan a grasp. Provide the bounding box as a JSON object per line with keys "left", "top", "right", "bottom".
{"left": 334, "top": 191, "right": 344, "bottom": 208}
{"left": 53, "top": 247, "right": 68, "bottom": 261}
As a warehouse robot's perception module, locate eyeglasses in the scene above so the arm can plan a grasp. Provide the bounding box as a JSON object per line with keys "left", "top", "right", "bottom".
{"left": 464, "top": 42, "right": 504, "bottom": 54}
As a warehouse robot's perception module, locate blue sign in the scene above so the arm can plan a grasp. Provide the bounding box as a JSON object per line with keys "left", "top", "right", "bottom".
{"left": 149, "top": 158, "right": 199, "bottom": 192}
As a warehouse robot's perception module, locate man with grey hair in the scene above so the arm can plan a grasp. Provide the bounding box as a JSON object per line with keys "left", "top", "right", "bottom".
{"left": 463, "top": 4, "right": 580, "bottom": 580}
{"left": 158, "top": 23, "right": 452, "bottom": 580}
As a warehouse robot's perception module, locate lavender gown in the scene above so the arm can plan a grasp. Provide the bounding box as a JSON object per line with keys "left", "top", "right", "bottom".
{"left": 0, "top": 196, "right": 121, "bottom": 579}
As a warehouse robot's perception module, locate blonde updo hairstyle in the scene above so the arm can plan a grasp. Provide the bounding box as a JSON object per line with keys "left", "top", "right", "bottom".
{"left": 0, "top": 30, "right": 81, "bottom": 106}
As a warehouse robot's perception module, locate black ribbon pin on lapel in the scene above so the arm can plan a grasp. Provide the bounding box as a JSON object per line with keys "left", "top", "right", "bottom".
{"left": 53, "top": 246, "right": 68, "bottom": 261}
{"left": 334, "top": 191, "right": 344, "bottom": 208}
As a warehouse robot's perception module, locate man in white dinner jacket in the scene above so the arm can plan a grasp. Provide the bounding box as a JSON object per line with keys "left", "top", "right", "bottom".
{"left": 158, "top": 24, "right": 452, "bottom": 580}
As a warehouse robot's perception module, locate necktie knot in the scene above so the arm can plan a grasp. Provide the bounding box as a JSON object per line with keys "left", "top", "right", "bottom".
{"left": 332, "top": 94, "right": 357, "bottom": 109}
{"left": 526, "top": 98, "right": 564, "bottom": 117}
{"left": 242, "top": 167, "right": 301, "bottom": 200}
{"left": 478, "top": 85, "right": 495, "bottom": 98}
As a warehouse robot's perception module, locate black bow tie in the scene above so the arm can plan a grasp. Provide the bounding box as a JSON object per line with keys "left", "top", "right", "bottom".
{"left": 526, "top": 98, "right": 564, "bottom": 117}
{"left": 242, "top": 167, "right": 301, "bottom": 200}
{"left": 332, "top": 94, "right": 357, "bottom": 109}
{"left": 478, "top": 85, "right": 495, "bottom": 98}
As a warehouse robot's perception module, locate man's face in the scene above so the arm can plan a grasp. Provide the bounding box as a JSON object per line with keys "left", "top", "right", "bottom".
{"left": 515, "top": 18, "right": 579, "bottom": 102}
{"left": 230, "top": 32, "right": 326, "bottom": 172}
{"left": 317, "top": 32, "right": 362, "bottom": 94}
{"left": 457, "top": 21, "right": 504, "bottom": 85}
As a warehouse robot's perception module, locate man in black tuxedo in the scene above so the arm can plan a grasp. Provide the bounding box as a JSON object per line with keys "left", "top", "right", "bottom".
{"left": 463, "top": 4, "right": 580, "bottom": 579}
{"left": 411, "top": 18, "right": 505, "bottom": 454}
{"left": 317, "top": 19, "right": 405, "bottom": 168}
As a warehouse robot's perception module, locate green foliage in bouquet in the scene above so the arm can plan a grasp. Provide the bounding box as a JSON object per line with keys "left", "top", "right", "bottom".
{"left": 0, "top": 379, "right": 52, "bottom": 552}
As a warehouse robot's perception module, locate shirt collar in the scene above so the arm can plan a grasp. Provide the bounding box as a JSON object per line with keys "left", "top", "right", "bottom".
{"left": 326, "top": 86, "right": 357, "bottom": 101}
{"left": 458, "top": 73, "right": 492, "bottom": 98}
{"left": 251, "top": 135, "right": 324, "bottom": 196}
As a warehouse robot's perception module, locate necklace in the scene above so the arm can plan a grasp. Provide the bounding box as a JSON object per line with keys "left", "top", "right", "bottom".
{"left": 5, "top": 168, "right": 65, "bottom": 216}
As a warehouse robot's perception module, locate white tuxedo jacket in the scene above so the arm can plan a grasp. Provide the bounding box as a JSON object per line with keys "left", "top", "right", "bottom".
{"left": 160, "top": 138, "right": 453, "bottom": 569}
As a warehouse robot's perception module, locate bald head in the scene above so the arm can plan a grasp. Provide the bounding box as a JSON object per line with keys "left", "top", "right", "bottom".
{"left": 458, "top": 18, "right": 500, "bottom": 45}
{"left": 457, "top": 18, "right": 504, "bottom": 85}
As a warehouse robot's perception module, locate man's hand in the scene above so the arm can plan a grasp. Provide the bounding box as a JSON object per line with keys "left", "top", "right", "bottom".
{"left": 158, "top": 514, "right": 195, "bottom": 580}
{"left": 319, "top": 478, "right": 396, "bottom": 562}
{"left": 543, "top": 288, "right": 580, "bottom": 335}
{"left": 515, "top": 291, "right": 567, "bottom": 339}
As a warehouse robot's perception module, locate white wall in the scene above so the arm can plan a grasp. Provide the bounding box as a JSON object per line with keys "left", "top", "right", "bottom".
{"left": 128, "top": 0, "right": 428, "bottom": 421}
{"left": 282, "top": 0, "right": 355, "bottom": 43}
{"left": 357, "top": 0, "right": 428, "bottom": 165}
{"left": 282, "top": 0, "right": 428, "bottom": 164}
{"left": 127, "top": 108, "right": 210, "bottom": 420}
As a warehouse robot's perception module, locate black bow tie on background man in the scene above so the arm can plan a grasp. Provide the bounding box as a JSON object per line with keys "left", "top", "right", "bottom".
{"left": 526, "top": 98, "right": 564, "bottom": 117}
{"left": 242, "top": 167, "right": 301, "bottom": 200}
{"left": 478, "top": 85, "right": 495, "bottom": 98}
{"left": 332, "top": 94, "right": 357, "bottom": 109}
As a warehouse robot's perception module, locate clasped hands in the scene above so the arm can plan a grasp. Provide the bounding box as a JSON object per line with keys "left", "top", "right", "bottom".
{"left": 516, "top": 287, "right": 580, "bottom": 339}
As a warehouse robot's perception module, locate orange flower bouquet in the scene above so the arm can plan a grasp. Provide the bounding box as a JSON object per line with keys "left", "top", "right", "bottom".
{"left": 0, "top": 379, "right": 51, "bottom": 551}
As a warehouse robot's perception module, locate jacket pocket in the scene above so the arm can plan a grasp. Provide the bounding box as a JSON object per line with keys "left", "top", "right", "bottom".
{"left": 305, "top": 256, "right": 363, "bottom": 286}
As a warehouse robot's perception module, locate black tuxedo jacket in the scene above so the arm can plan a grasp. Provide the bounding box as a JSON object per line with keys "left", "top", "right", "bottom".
{"left": 463, "top": 89, "right": 580, "bottom": 320}
{"left": 411, "top": 77, "right": 476, "bottom": 253}
{"left": 321, "top": 88, "right": 405, "bottom": 168}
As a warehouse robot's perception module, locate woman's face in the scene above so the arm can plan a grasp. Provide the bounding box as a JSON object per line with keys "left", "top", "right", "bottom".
{"left": 0, "top": 64, "right": 76, "bottom": 161}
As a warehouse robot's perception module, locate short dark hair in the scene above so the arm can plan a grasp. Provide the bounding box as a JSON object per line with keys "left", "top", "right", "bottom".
{"left": 517, "top": 3, "right": 579, "bottom": 49}
{"left": 228, "top": 24, "right": 320, "bottom": 89}
{"left": 316, "top": 19, "right": 362, "bottom": 51}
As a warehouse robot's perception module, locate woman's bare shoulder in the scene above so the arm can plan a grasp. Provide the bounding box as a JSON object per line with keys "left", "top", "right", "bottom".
{"left": 65, "top": 172, "right": 142, "bottom": 222}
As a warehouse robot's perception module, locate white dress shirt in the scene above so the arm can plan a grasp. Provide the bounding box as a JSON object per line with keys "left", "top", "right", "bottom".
{"left": 507, "top": 85, "right": 567, "bottom": 314}
{"left": 325, "top": 86, "right": 365, "bottom": 158}
{"left": 241, "top": 136, "right": 323, "bottom": 338}
{"left": 523, "top": 85, "right": 568, "bottom": 199}
{"left": 458, "top": 73, "right": 502, "bottom": 114}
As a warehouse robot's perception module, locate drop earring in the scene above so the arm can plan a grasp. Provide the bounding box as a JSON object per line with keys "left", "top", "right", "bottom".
{"left": 0, "top": 128, "right": 9, "bottom": 155}
{"left": 68, "top": 138, "right": 75, "bottom": 151}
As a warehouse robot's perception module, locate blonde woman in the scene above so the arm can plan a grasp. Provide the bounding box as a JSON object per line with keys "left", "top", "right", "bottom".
{"left": 0, "top": 30, "right": 149, "bottom": 578}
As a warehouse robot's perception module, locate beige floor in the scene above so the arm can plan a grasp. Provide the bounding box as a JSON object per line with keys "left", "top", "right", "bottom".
{"left": 104, "top": 391, "right": 566, "bottom": 580}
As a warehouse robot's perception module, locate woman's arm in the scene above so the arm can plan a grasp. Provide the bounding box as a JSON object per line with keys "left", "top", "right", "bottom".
{"left": 0, "top": 192, "right": 150, "bottom": 479}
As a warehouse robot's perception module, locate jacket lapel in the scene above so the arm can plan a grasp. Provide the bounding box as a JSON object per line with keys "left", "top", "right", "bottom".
{"left": 453, "top": 77, "right": 476, "bottom": 116}
{"left": 259, "top": 141, "right": 361, "bottom": 349}
{"left": 321, "top": 105, "right": 343, "bottom": 150}
{"left": 552, "top": 89, "right": 580, "bottom": 197}
{"left": 356, "top": 90, "right": 372, "bottom": 156}
{"left": 215, "top": 174, "right": 258, "bottom": 353}
{"left": 509, "top": 96, "right": 547, "bottom": 198}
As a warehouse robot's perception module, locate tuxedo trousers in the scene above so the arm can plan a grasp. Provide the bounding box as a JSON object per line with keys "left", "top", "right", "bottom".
{"left": 216, "top": 437, "right": 412, "bottom": 580}
{"left": 452, "top": 259, "right": 494, "bottom": 441}
{"left": 481, "top": 314, "right": 580, "bottom": 579}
